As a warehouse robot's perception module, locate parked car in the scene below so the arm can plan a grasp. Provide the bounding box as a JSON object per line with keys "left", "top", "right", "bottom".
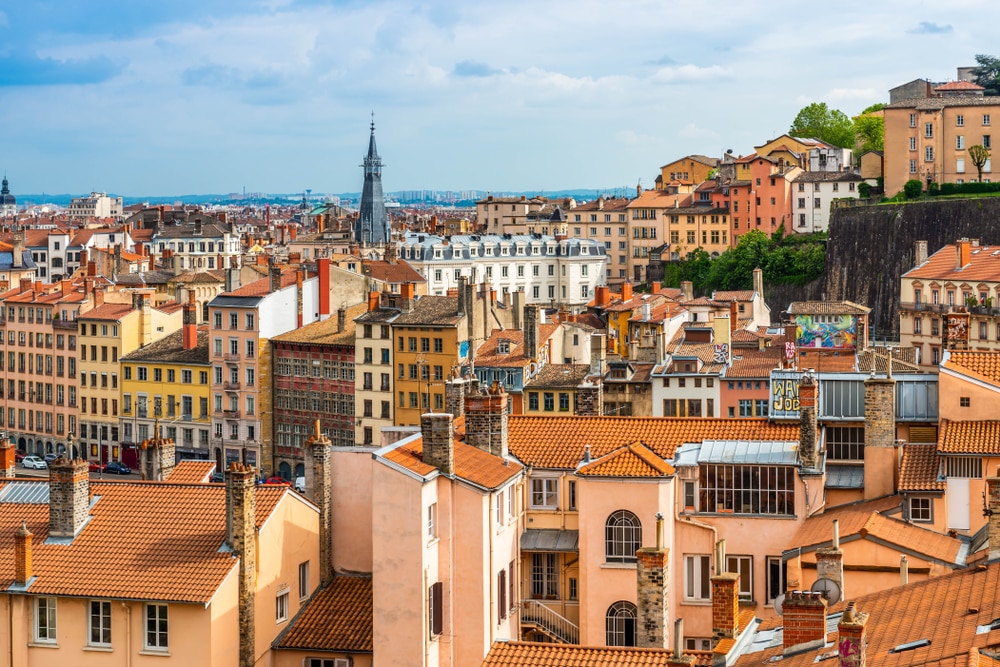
{"left": 14, "top": 450, "right": 26, "bottom": 463}
{"left": 88, "top": 461, "right": 101, "bottom": 472}
{"left": 103, "top": 461, "right": 131, "bottom": 475}
{"left": 43, "top": 453, "right": 59, "bottom": 464}
{"left": 295, "top": 476, "right": 305, "bottom": 493}
{"left": 263, "top": 476, "right": 290, "bottom": 486}
{"left": 21, "top": 456, "right": 47, "bottom": 469}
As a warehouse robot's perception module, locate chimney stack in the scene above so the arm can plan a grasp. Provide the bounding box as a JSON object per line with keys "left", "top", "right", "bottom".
{"left": 590, "top": 333, "right": 607, "bottom": 377}
{"left": 367, "top": 290, "right": 380, "bottom": 312}
{"left": 681, "top": 281, "right": 694, "bottom": 302}
{"left": 304, "top": 420, "right": 333, "bottom": 587}
{"left": 140, "top": 430, "right": 176, "bottom": 481}
{"left": 524, "top": 305, "right": 539, "bottom": 360}
{"left": 956, "top": 238, "right": 972, "bottom": 270}
{"left": 337, "top": 306, "right": 346, "bottom": 334}
{"left": 799, "top": 370, "right": 818, "bottom": 469}
{"left": 445, "top": 375, "right": 476, "bottom": 418}
{"left": 815, "top": 519, "right": 844, "bottom": 600}
{"left": 781, "top": 591, "right": 828, "bottom": 651}
{"left": 421, "top": 413, "right": 455, "bottom": 475}
{"left": 711, "top": 570, "right": 741, "bottom": 641}
{"left": 622, "top": 282, "right": 633, "bottom": 302}
{"left": 464, "top": 382, "right": 509, "bottom": 457}
{"left": 863, "top": 372, "right": 897, "bottom": 499}
{"left": 225, "top": 463, "right": 257, "bottom": 667}
{"left": 182, "top": 291, "right": 198, "bottom": 350}
{"left": 900, "top": 555, "right": 909, "bottom": 586}
{"left": 0, "top": 437, "right": 16, "bottom": 478}
{"left": 269, "top": 264, "right": 282, "bottom": 293}
{"left": 576, "top": 377, "right": 603, "bottom": 416}
{"left": 318, "top": 257, "right": 331, "bottom": 320}
{"left": 595, "top": 285, "right": 611, "bottom": 307}
{"left": 987, "top": 477, "right": 1000, "bottom": 560}
{"left": 836, "top": 603, "right": 868, "bottom": 667}
{"left": 752, "top": 267, "right": 764, "bottom": 297}
{"left": 48, "top": 458, "right": 91, "bottom": 539}
{"left": 401, "top": 282, "right": 416, "bottom": 313}
{"left": 636, "top": 513, "right": 670, "bottom": 649}
{"left": 915, "top": 240, "right": 928, "bottom": 267}
{"left": 14, "top": 521, "right": 32, "bottom": 586}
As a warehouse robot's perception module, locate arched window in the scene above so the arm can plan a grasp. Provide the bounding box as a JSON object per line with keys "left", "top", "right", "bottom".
{"left": 605, "top": 510, "right": 641, "bottom": 563}
{"left": 606, "top": 601, "right": 637, "bottom": 647}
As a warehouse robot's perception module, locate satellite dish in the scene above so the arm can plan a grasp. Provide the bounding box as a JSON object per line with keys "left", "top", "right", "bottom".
{"left": 773, "top": 593, "right": 785, "bottom": 616}
{"left": 811, "top": 578, "right": 842, "bottom": 605}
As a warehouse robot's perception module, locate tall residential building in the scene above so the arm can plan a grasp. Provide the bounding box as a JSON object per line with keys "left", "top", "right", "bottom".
{"left": 354, "top": 291, "right": 399, "bottom": 446}
{"left": 790, "top": 171, "right": 863, "bottom": 233}
{"left": 66, "top": 191, "right": 124, "bottom": 221}
{"left": 567, "top": 196, "right": 631, "bottom": 284}
{"left": 151, "top": 213, "right": 242, "bottom": 272}
{"left": 356, "top": 121, "right": 391, "bottom": 245}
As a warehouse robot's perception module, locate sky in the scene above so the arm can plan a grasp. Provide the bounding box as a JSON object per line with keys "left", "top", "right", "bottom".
{"left": 0, "top": 0, "right": 995, "bottom": 197}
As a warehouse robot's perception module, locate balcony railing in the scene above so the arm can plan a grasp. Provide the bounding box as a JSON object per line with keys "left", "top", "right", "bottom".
{"left": 223, "top": 409, "right": 241, "bottom": 419}
{"left": 52, "top": 319, "right": 77, "bottom": 330}
{"left": 520, "top": 600, "right": 579, "bottom": 644}
{"left": 898, "top": 301, "right": 953, "bottom": 314}
{"left": 224, "top": 381, "right": 241, "bottom": 390}
{"left": 223, "top": 353, "right": 240, "bottom": 362}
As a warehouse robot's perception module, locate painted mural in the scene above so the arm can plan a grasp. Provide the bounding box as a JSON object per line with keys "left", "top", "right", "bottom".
{"left": 794, "top": 314, "right": 857, "bottom": 350}
{"left": 770, "top": 371, "right": 801, "bottom": 419}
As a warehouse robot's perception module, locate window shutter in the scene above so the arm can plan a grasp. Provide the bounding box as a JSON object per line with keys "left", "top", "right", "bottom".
{"left": 498, "top": 570, "right": 507, "bottom": 620}
{"left": 430, "top": 582, "right": 443, "bottom": 636}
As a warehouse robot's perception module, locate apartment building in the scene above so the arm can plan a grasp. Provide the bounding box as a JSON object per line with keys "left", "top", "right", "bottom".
{"left": 79, "top": 291, "right": 181, "bottom": 466}
{"left": 728, "top": 157, "right": 802, "bottom": 239}
{"left": 152, "top": 213, "right": 242, "bottom": 272}
{"left": 207, "top": 266, "right": 321, "bottom": 474}
{"left": 567, "top": 196, "right": 631, "bottom": 284}
{"left": 791, "top": 171, "right": 863, "bottom": 233}
{"left": 354, "top": 292, "right": 398, "bottom": 446}
{"left": 655, "top": 154, "right": 718, "bottom": 189}
{"left": 66, "top": 191, "right": 123, "bottom": 221}
{"left": 884, "top": 95, "right": 1000, "bottom": 195}
{"left": 476, "top": 194, "right": 561, "bottom": 235}
{"left": 271, "top": 302, "right": 365, "bottom": 475}
{"left": 0, "top": 280, "right": 86, "bottom": 457}
{"left": 399, "top": 232, "right": 606, "bottom": 309}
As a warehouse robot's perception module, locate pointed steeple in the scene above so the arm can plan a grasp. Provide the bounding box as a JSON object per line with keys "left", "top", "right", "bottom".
{"left": 356, "top": 115, "right": 389, "bottom": 245}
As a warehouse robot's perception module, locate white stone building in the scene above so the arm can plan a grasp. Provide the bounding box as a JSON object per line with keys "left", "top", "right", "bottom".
{"left": 791, "top": 172, "right": 864, "bottom": 233}
{"left": 399, "top": 232, "right": 606, "bottom": 309}
{"left": 67, "top": 192, "right": 124, "bottom": 221}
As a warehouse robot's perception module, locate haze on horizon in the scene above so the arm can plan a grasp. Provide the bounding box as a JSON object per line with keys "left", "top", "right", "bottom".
{"left": 0, "top": 0, "right": 993, "bottom": 197}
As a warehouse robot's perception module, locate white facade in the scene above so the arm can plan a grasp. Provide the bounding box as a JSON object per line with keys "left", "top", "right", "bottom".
{"left": 400, "top": 233, "right": 606, "bottom": 309}
{"left": 808, "top": 146, "right": 854, "bottom": 173}
{"left": 153, "top": 225, "right": 242, "bottom": 271}
{"left": 791, "top": 175, "right": 863, "bottom": 233}
{"left": 67, "top": 192, "right": 124, "bottom": 220}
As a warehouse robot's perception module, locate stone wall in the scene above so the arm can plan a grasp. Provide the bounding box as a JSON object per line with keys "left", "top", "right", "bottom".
{"left": 48, "top": 458, "right": 89, "bottom": 539}
{"left": 636, "top": 548, "right": 669, "bottom": 648}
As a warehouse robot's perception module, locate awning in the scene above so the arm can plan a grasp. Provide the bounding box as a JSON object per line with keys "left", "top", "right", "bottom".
{"left": 520, "top": 529, "right": 579, "bottom": 552}
{"left": 697, "top": 440, "right": 799, "bottom": 466}
{"left": 826, "top": 465, "right": 865, "bottom": 489}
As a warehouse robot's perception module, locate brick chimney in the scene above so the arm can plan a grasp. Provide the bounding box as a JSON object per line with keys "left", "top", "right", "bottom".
{"left": 711, "top": 571, "right": 740, "bottom": 640}
{"left": 445, "top": 375, "right": 476, "bottom": 418}
{"left": 400, "top": 282, "right": 416, "bottom": 314}
{"left": 576, "top": 378, "right": 603, "bottom": 416}
{"left": 421, "top": 413, "right": 454, "bottom": 475}
{"left": 815, "top": 519, "right": 844, "bottom": 599}
{"left": 48, "top": 458, "right": 91, "bottom": 539}
{"left": 956, "top": 238, "right": 972, "bottom": 270}
{"left": 367, "top": 290, "right": 380, "bottom": 312}
{"left": 622, "top": 281, "right": 633, "bottom": 302}
{"left": 799, "top": 370, "right": 818, "bottom": 469}
{"left": 182, "top": 291, "right": 198, "bottom": 350}
{"left": 269, "top": 264, "right": 282, "bottom": 293}
{"left": 781, "top": 591, "right": 827, "bottom": 651}
{"left": 0, "top": 437, "right": 16, "bottom": 478}
{"left": 318, "top": 257, "right": 331, "bottom": 320}
{"left": 595, "top": 285, "right": 610, "bottom": 307}
{"left": 636, "top": 513, "right": 669, "bottom": 648}
{"left": 14, "top": 521, "right": 32, "bottom": 586}
{"left": 863, "top": 372, "right": 897, "bottom": 499}
{"left": 681, "top": 281, "right": 694, "bottom": 302}
{"left": 304, "top": 420, "right": 333, "bottom": 587}
{"left": 225, "top": 463, "right": 257, "bottom": 667}
{"left": 837, "top": 603, "right": 868, "bottom": 667}
{"left": 987, "top": 477, "right": 1000, "bottom": 560}
{"left": 915, "top": 240, "right": 928, "bottom": 267}
{"left": 464, "top": 382, "right": 508, "bottom": 457}
{"left": 752, "top": 267, "right": 764, "bottom": 297}
{"left": 524, "top": 305, "right": 539, "bottom": 360}
{"left": 140, "top": 431, "right": 176, "bottom": 482}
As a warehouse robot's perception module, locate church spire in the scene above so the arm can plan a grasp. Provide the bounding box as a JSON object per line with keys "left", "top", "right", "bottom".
{"left": 355, "top": 116, "right": 389, "bottom": 246}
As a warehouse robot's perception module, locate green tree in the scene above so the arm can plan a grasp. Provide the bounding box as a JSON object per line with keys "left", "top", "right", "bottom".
{"left": 903, "top": 179, "right": 923, "bottom": 199}
{"left": 854, "top": 113, "right": 884, "bottom": 153}
{"left": 972, "top": 54, "right": 1000, "bottom": 96}
{"left": 860, "top": 103, "right": 886, "bottom": 114}
{"left": 789, "top": 102, "right": 855, "bottom": 148}
{"left": 969, "top": 144, "right": 991, "bottom": 181}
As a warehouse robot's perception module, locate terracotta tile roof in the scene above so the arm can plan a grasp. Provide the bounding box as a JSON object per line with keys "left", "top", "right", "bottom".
{"left": 165, "top": 460, "right": 217, "bottom": 484}
{"left": 392, "top": 296, "right": 461, "bottom": 326}
{"left": 604, "top": 293, "right": 668, "bottom": 314}
{"left": 155, "top": 300, "right": 185, "bottom": 315}
{"left": 737, "top": 560, "right": 1000, "bottom": 667}
{"left": 899, "top": 444, "right": 945, "bottom": 492}
{"left": 727, "top": 347, "right": 783, "bottom": 379}
{"left": 935, "top": 81, "right": 985, "bottom": 91}
{"left": 362, "top": 259, "right": 425, "bottom": 284}
{"left": 858, "top": 347, "right": 920, "bottom": 374}
{"left": 944, "top": 350, "right": 1000, "bottom": 386}
{"left": 571, "top": 197, "right": 632, "bottom": 212}
{"left": 938, "top": 420, "right": 1000, "bottom": 454}
{"left": 0, "top": 479, "right": 286, "bottom": 603}
{"left": 713, "top": 290, "right": 756, "bottom": 301}
{"left": 273, "top": 574, "right": 373, "bottom": 652}
{"left": 483, "top": 641, "right": 685, "bottom": 666}
{"left": 789, "top": 496, "right": 901, "bottom": 549}
{"left": 628, "top": 301, "right": 684, "bottom": 324}
{"left": 222, "top": 269, "right": 301, "bottom": 297}
{"left": 577, "top": 442, "right": 675, "bottom": 477}
{"left": 272, "top": 303, "right": 368, "bottom": 345}
{"left": 78, "top": 303, "right": 134, "bottom": 321}
{"left": 787, "top": 300, "right": 870, "bottom": 315}
{"left": 382, "top": 438, "right": 522, "bottom": 490}
{"left": 509, "top": 416, "right": 798, "bottom": 470}
{"left": 526, "top": 363, "right": 592, "bottom": 389}
{"left": 858, "top": 512, "right": 963, "bottom": 564}
{"left": 121, "top": 326, "right": 209, "bottom": 365}
{"left": 904, "top": 242, "right": 1000, "bottom": 282}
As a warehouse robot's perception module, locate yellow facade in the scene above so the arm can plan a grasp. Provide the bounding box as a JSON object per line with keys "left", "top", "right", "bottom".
{"left": 658, "top": 156, "right": 717, "bottom": 188}
{"left": 522, "top": 386, "right": 580, "bottom": 415}
{"left": 392, "top": 325, "right": 459, "bottom": 427}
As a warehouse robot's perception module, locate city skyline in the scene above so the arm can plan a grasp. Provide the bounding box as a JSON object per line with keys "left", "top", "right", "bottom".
{"left": 0, "top": 0, "right": 994, "bottom": 195}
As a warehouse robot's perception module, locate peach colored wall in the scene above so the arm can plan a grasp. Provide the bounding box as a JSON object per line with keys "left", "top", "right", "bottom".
{"left": 254, "top": 492, "right": 321, "bottom": 662}
{"left": 939, "top": 369, "right": 1000, "bottom": 421}
{"left": 332, "top": 448, "right": 375, "bottom": 572}
{"left": 372, "top": 461, "right": 433, "bottom": 667}
{"left": 797, "top": 537, "right": 942, "bottom": 598}
{"left": 211, "top": 568, "right": 240, "bottom": 666}
{"left": 576, "top": 477, "right": 674, "bottom": 646}
{"left": 274, "top": 651, "right": 373, "bottom": 667}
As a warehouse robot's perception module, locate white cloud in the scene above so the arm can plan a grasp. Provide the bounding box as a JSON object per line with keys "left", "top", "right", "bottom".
{"left": 650, "top": 64, "right": 730, "bottom": 85}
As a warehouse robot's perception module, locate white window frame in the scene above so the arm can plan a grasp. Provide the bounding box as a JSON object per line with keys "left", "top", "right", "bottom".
{"left": 605, "top": 510, "right": 642, "bottom": 563}
{"left": 88, "top": 599, "right": 112, "bottom": 647}
{"left": 726, "top": 555, "right": 754, "bottom": 601}
{"left": 144, "top": 603, "right": 168, "bottom": 651}
{"left": 684, "top": 554, "right": 712, "bottom": 601}
{"left": 276, "top": 590, "right": 289, "bottom": 623}
{"left": 683, "top": 480, "right": 698, "bottom": 511}
{"left": 427, "top": 503, "right": 437, "bottom": 539}
{"left": 495, "top": 490, "right": 504, "bottom": 526}
{"left": 34, "top": 597, "right": 57, "bottom": 643}
{"left": 530, "top": 477, "right": 559, "bottom": 509}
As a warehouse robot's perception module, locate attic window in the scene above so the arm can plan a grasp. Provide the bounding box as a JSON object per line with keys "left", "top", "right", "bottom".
{"left": 498, "top": 341, "right": 510, "bottom": 355}
{"left": 888, "top": 639, "right": 930, "bottom": 654}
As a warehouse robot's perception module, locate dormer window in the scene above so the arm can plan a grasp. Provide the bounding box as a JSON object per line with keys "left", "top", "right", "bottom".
{"left": 498, "top": 340, "right": 510, "bottom": 354}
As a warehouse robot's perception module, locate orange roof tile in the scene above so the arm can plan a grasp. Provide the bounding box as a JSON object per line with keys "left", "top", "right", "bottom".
{"left": 0, "top": 479, "right": 286, "bottom": 603}
{"left": 577, "top": 442, "right": 675, "bottom": 477}
{"left": 483, "top": 641, "right": 681, "bottom": 666}
{"left": 165, "top": 460, "right": 217, "bottom": 484}
{"left": 273, "top": 574, "right": 372, "bottom": 652}
{"left": 727, "top": 347, "right": 783, "bottom": 378}
{"left": 78, "top": 303, "right": 134, "bottom": 321}
{"left": 509, "top": 417, "right": 798, "bottom": 469}
{"left": 222, "top": 269, "right": 303, "bottom": 297}
{"left": 944, "top": 350, "right": 1000, "bottom": 387}
{"left": 900, "top": 444, "right": 945, "bottom": 492}
{"left": 938, "top": 420, "right": 1000, "bottom": 454}
{"left": 789, "top": 496, "right": 901, "bottom": 549}
{"left": 859, "top": 512, "right": 963, "bottom": 564}
{"left": 383, "top": 437, "right": 523, "bottom": 490}
{"left": 905, "top": 242, "right": 1000, "bottom": 282}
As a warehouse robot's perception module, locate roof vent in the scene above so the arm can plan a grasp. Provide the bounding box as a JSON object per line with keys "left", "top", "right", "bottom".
{"left": 888, "top": 639, "right": 930, "bottom": 654}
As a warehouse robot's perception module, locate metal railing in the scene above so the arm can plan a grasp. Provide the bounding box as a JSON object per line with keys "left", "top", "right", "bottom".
{"left": 520, "top": 600, "right": 579, "bottom": 644}
{"left": 898, "top": 302, "right": 952, "bottom": 314}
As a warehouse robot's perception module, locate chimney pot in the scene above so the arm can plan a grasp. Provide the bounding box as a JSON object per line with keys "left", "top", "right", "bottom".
{"left": 421, "top": 413, "right": 455, "bottom": 475}
{"left": 14, "top": 520, "right": 32, "bottom": 586}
